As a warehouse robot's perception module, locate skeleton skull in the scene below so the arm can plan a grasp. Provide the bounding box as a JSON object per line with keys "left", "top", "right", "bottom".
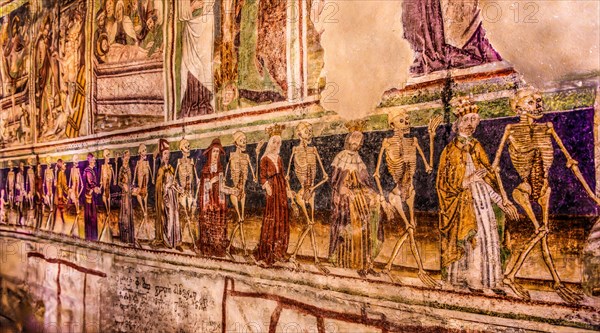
{"left": 389, "top": 111, "right": 410, "bottom": 135}
{"left": 72, "top": 155, "right": 79, "bottom": 164}
{"left": 512, "top": 89, "right": 544, "bottom": 119}
{"left": 233, "top": 131, "right": 247, "bottom": 149}
{"left": 179, "top": 139, "right": 191, "bottom": 156}
{"left": 138, "top": 144, "right": 147, "bottom": 159}
{"left": 103, "top": 149, "right": 112, "bottom": 159}
{"left": 7, "top": 160, "right": 13, "bottom": 168}
{"left": 296, "top": 122, "right": 313, "bottom": 142}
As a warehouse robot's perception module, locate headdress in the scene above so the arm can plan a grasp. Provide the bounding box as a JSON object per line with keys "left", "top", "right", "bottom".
{"left": 451, "top": 97, "right": 479, "bottom": 118}
{"left": 266, "top": 124, "right": 285, "bottom": 137}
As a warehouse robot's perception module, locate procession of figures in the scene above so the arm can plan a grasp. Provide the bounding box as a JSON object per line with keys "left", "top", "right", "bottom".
{"left": 1, "top": 88, "right": 599, "bottom": 304}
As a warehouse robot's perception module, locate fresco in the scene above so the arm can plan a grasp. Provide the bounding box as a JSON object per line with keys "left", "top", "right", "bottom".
{"left": 175, "top": 0, "right": 325, "bottom": 117}
{"left": 34, "top": 0, "right": 88, "bottom": 142}
{"left": 0, "top": 0, "right": 599, "bottom": 331}
{"left": 92, "top": 0, "right": 166, "bottom": 133}
{"left": 0, "top": 2, "right": 31, "bottom": 148}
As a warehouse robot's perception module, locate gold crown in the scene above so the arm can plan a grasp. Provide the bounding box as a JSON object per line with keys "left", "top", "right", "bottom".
{"left": 266, "top": 124, "right": 285, "bottom": 137}
{"left": 344, "top": 119, "right": 367, "bottom": 132}
{"left": 451, "top": 97, "right": 479, "bottom": 118}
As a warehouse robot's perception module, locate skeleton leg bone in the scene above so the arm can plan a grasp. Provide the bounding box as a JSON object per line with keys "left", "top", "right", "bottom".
{"left": 289, "top": 189, "right": 329, "bottom": 274}
{"left": 227, "top": 194, "right": 249, "bottom": 258}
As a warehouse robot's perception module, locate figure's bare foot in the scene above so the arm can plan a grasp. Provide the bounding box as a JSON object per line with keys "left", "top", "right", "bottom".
{"left": 418, "top": 270, "right": 440, "bottom": 288}
{"left": 225, "top": 249, "right": 235, "bottom": 261}
{"left": 315, "top": 262, "right": 330, "bottom": 275}
{"left": 503, "top": 277, "right": 531, "bottom": 300}
{"left": 554, "top": 283, "right": 583, "bottom": 304}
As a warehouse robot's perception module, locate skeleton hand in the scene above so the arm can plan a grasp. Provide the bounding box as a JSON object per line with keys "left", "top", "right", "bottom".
{"left": 287, "top": 189, "right": 295, "bottom": 200}
{"left": 428, "top": 114, "right": 443, "bottom": 136}
{"left": 255, "top": 139, "right": 266, "bottom": 154}
{"left": 425, "top": 165, "right": 433, "bottom": 173}
{"left": 566, "top": 158, "right": 578, "bottom": 169}
{"left": 373, "top": 171, "right": 380, "bottom": 179}
{"left": 94, "top": 187, "right": 101, "bottom": 194}
{"left": 536, "top": 224, "right": 549, "bottom": 234}
{"left": 500, "top": 199, "right": 519, "bottom": 221}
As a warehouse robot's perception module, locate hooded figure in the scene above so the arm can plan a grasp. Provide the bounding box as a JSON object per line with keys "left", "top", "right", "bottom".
{"left": 197, "top": 138, "right": 228, "bottom": 256}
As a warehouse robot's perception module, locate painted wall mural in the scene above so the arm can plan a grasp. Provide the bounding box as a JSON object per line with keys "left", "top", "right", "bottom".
{"left": 35, "top": 0, "right": 88, "bottom": 142}
{"left": 0, "top": 2, "right": 31, "bottom": 147}
{"left": 92, "top": 0, "right": 166, "bottom": 133}
{"left": 0, "top": 0, "right": 599, "bottom": 331}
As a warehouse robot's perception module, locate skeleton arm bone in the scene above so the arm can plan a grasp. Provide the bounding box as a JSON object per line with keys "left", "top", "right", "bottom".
{"left": 415, "top": 138, "right": 431, "bottom": 172}
{"left": 373, "top": 139, "right": 386, "bottom": 196}
{"left": 549, "top": 124, "right": 600, "bottom": 204}
{"left": 311, "top": 149, "right": 329, "bottom": 191}
{"left": 491, "top": 126, "right": 512, "bottom": 203}
{"left": 247, "top": 155, "right": 257, "bottom": 182}
{"left": 286, "top": 147, "right": 295, "bottom": 183}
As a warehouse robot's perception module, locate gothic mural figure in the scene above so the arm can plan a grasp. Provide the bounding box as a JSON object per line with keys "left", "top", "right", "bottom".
{"left": 494, "top": 88, "right": 600, "bottom": 303}
{"left": 197, "top": 138, "right": 230, "bottom": 257}
{"left": 255, "top": 126, "right": 291, "bottom": 266}
{"left": 0, "top": 1, "right": 599, "bottom": 330}
{"left": 329, "top": 127, "right": 384, "bottom": 278}
{"left": 437, "top": 99, "right": 518, "bottom": 293}
{"left": 84, "top": 153, "right": 101, "bottom": 241}
{"left": 374, "top": 111, "right": 441, "bottom": 287}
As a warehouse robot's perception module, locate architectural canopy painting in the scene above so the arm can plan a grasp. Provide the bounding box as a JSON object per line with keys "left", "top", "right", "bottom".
{"left": 0, "top": 0, "right": 599, "bottom": 332}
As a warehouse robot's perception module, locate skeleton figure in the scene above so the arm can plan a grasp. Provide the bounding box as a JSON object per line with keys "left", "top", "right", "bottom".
{"left": 285, "top": 123, "right": 329, "bottom": 273}
{"left": 43, "top": 159, "right": 55, "bottom": 230}
{"left": 133, "top": 143, "right": 153, "bottom": 237}
{"left": 69, "top": 155, "right": 83, "bottom": 215}
{"left": 0, "top": 190, "right": 7, "bottom": 223}
{"left": 373, "top": 111, "right": 442, "bottom": 288}
{"left": 493, "top": 88, "right": 600, "bottom": 303}
{"left": 15, "top": 162, "right": 25, "bottom": 225}
{"left": 100, "top": 149, "right": 116, "bottom": 225}
{"left": 174, "top": 139, "right": 199, "bottom": 223}
{"left": 26, "top": 158, "right": 35, "bottom": 208}
{"left": 225, "top": 131, "right": 256, "bottom": 258}
{"left": 6, "top": 160, "right": 15, "bottom": 209}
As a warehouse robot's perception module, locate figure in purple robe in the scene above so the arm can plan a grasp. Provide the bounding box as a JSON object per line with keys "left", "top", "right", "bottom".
{"left": 84, "top": 153, "right": 101, "bottom": 241}
{"left": 402, "top": 0, "right": 502, "bottom": 76}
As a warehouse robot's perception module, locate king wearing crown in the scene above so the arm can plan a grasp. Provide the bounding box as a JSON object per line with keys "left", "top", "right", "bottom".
{"left": 436, "top": 99, "right": 517, "bottom": 293}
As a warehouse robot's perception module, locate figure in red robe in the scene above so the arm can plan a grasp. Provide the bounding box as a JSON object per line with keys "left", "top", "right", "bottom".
{"left": 198, "top": 138, "right": 229, "bottom": 257}
{"left": 255, "top": 135, "right": 290, "bottom": 266}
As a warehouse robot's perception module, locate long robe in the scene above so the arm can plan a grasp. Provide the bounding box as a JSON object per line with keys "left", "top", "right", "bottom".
{"left": 84, "top": 166, "right": 99, "bottom": 241}
{"left": 402, "top": 0, "right": 501, "bottom": 76}
{"left": 198, "top": 166, "right": 227, "bottom": 257}
{"left": 162, "top": 167, "right": 181, "bottom": 248}
{"left": 255, "top": 156, "right": 289, "bottom": 265}
{"left": 436, "top": 136, "right": 503, "bottom": 288}
{"left": 154, "top": 164, "right": 169, "bottom": 247}
{"left": 328, "top": 150, "right": 384, "bottom": 270}
{"left": 118, "top": 164, "right": 135, "bottom": 245}
{"left": 179, "top": 0, "right": 214, "bottom": 117}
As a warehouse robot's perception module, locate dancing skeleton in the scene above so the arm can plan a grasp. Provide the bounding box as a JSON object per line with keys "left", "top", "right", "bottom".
{"left": 100, "top": 149, "right": 116, "bottom": 235}
{"left": 26, "top": 158, "right": 35, "bottom": 208}
{"left": 69, "top": 155, "right": 83, "bottom": 215}
{"left": 6, "top": 161, "right": 15, "bottom": 209}
{"left": 373, "top": 111, "right": 442, "bottom": 288}
{"left": 174, "top": 138, "right": 199, "bottom": 247}
{"left": 133, "top": 144, "right": 153, "bottom": 237}
{"left": 286, "top": 122, "right": 329, "bottom": 273}
{"left": 175, "top": 139, "right": 199, "bottom": 223}
{"left": 225, "top": 131, "right": 256, "bottom": 258}
{"left": 493, "top": 88, "right": 600, "bottom": 303}
{"left": 43, "top": 159, "right": 55, "bottom": 229}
